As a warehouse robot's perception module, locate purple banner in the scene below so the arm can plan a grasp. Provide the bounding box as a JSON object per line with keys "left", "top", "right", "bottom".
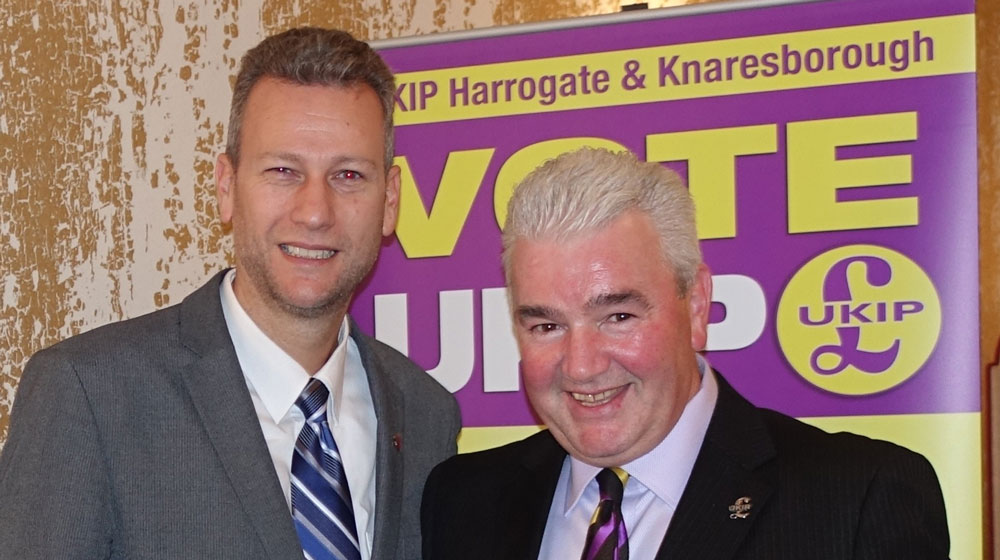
{"left": 353, "top": 0, "right": 979, "bottom": 428}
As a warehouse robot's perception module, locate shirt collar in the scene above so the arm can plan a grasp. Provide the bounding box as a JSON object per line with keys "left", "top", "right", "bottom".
{"left": 219, "top": 269, "right": 351, "bottom": 424}
{"left": 563, "top": 354, "right": 719, "bottom": 513}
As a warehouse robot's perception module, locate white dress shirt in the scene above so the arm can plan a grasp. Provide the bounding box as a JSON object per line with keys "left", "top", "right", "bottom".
{"left": 219, "top": 269, "right": 378, "bottom": 560}
{"left": 537, "top": 356, "right": 719, "bottom": 560}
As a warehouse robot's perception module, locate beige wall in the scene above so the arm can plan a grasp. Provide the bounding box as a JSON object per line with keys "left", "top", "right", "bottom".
{"left": 2, "top": 0, "right": 997, "bottom": 554}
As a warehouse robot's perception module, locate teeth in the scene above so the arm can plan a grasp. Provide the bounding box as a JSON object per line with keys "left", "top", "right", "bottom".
{"left": 281, "top": 244, "right": 335, "bottom": 260}
{"left": 571, "top": 388, "right": 620, "bottom": 407}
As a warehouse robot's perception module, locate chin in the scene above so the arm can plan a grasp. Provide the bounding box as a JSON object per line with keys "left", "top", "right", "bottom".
{"left": 275, "top": 291, "right": 343, "bottom": 318}
{"left": 563, "top": 434, "right": 632, "bottom": 464}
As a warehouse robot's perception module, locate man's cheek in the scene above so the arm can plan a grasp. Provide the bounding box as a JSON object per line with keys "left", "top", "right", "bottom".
{"left": 519, "top": 362, "right": 548, "bottom": 391}
{"left": 607, "top": 338, "right": 651, "bottom": 366}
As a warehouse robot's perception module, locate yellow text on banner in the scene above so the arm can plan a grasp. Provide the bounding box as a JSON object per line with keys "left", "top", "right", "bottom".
{"left": 393, "top": 14, "right": 974, "bottom": 126}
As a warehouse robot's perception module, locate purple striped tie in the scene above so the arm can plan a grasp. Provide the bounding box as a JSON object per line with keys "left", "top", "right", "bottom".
{"left": 291, "top": 378, "right": 361, "bottom": 560}
{"left": 581, "top": 468, "right": 629, "bottom": 560}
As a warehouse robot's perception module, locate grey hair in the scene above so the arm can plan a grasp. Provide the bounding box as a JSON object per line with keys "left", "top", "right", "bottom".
{"left": 226, "top": 27, "right": 396, "bottom": 171}
{"left": 501, "top": 147, "right": 702, "bottom": 295}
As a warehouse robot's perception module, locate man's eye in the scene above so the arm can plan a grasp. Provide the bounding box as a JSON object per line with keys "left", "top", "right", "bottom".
{"left": 608, "top": 313, "right": 634, "bottom": 323}
{"left": 338, "top": 169, "right": 363, "bottom": 180}
{"left": 267, "top": 167, "right": 295, "bottom": 175}
{"left": 529, "top": 323, "right": 559, "bottom": 334}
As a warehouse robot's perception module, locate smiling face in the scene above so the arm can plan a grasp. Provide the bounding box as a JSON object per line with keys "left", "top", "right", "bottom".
{"left": 215, "top": 77, "right": 399, "bottom": 327}
{"left": 509, "top": 210, "right": 712, "bottom": 467}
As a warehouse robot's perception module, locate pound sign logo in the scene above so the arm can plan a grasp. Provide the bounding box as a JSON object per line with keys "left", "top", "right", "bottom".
{"left": 777, "top": 245, "right": 941, "bottom": 396}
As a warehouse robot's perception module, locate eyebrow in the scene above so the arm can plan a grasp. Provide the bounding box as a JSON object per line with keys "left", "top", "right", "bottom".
{"left": 587, "top": 290, "right": 652, "bottom": 311}
{"left": 259, "top": 151, "right": 305, "bottom": 164}
{"left": 330, "top": 155, "right": 378, "bottom": 169}
{"left": 514, "top": 290, "right": 652, "bottom": 322}
{"left": 515, "top": 305, "right": 560, "bottom": 321}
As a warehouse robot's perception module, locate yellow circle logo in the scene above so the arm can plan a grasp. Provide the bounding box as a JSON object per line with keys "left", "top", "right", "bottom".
{"left": 776, "top": 245, "right": 941, "bottom": 396}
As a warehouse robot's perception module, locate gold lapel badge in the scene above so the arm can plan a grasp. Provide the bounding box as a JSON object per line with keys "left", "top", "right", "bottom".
{"left": 728, "top": 496, "right": 752, "bottom": 519}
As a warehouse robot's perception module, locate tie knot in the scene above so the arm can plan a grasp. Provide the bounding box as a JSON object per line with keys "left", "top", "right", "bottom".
{"left": 295, "top": 378, "right": 330, "bottom": 420}
{"left": 596, "top": 468, "right": 627, "bottom": 503}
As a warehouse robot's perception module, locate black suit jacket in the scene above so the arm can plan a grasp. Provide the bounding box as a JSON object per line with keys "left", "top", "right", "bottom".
{"left": 422, "top": 374, "right": 949, "bottom": 559}
{"left": 0, "top": 271, "right": 461, "bottom": 560}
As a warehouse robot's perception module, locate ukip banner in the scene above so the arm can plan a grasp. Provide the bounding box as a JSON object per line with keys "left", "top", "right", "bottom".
{"left": 357, "top": 0, "right": 980, "bottom": 555}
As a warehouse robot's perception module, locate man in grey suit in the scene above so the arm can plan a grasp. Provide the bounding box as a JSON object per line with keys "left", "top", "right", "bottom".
{"left": 0, "top": 28, "right": 460, "bottom": 560}
{"left": 422, "top": 147, "right": 948, "bottom": 559}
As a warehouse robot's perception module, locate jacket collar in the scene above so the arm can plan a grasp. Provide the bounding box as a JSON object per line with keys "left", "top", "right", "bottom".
{"left": 655, "top": 371, "right": 776, "bottom": 559}
{"left": 350, "top": 322, "right": 404, "bottom": 559}
{"left": 177, "top": 270, "right": 307, "bottom": 558}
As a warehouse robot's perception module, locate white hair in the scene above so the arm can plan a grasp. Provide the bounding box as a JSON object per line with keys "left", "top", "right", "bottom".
{"left": 502, "top": 147, "right": 702, "bottom": 295}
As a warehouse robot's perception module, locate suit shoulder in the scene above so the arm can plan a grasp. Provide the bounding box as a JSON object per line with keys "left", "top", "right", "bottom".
{"left": 433, "top": 431, "right": 558, "bottom": 479}
{"left": 32, "top": 272, "right": 227, "bottom": 364}
{"left": 34, "top": 303, "right": 183, "bottom": 363}
{"left": 753, "top": 408, "right": 947, "bottom": 554}
{"left": 756, "top": 406, "right": 935, "bottom": 473}
{"left": 355, "top": 330, "right": 454, "bottom": 400}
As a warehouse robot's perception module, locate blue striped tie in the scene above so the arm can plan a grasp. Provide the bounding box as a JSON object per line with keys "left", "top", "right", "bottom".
{"left": 291, "top": 378, "right": 362, "bottom": 560}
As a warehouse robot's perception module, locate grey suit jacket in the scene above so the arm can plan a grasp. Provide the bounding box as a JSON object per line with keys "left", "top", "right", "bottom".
{"left": 0, "top": 271, "right": 461, "bottom": 560}
{"left": 422, "top": 373, "right": 949, "bottom": 559}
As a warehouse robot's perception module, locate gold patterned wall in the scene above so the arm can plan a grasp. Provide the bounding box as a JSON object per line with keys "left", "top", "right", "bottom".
{"left": 2, "top": 1, "right": 998, "bottom": 553}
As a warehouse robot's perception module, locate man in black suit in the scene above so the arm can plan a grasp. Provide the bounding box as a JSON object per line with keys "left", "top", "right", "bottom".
{"left": 421, "top": 147, "right": 948, "bottom": 559}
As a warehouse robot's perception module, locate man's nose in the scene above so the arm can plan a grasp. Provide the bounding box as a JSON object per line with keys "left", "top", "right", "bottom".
{"left": 290, "top": 174, "right": 333, "bottom": 229}
{"left": 562, "top": 327, "right": 609, "bottom": 382}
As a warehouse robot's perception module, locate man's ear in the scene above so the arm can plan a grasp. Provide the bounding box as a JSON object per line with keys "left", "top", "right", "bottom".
{"left": 688, "top": 264, "right": 713, "bottom": 351}
{"left": 215, "top": 153, "right": 235, "bottom": 224}
{"left": 382, "top": 164, "right": 401, "bottom": 237}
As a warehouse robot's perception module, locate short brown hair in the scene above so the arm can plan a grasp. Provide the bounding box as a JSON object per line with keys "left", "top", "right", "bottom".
{"left": 226, "top": 27, "right": 396, "bottom": 170}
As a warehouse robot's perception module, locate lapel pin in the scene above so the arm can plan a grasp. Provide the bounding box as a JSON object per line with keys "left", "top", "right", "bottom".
{"left": 392, "top": 433, "right": 402, "bottom": 451}
{"left": 728, "top": 496, "right": 752, "bottom": 519}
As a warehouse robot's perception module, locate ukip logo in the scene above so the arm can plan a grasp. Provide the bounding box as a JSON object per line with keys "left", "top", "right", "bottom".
{"left": 776, "top": 245, "right": 941, "bottom": 396}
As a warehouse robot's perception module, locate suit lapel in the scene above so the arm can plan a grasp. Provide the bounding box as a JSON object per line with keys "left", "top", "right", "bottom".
{"left": 508, "top": 431, "right": 568, "bottom": 559}
{"left": 177, "top": 272, "right": 302, "bottom": 559}
{"left": 351, "top": 325, "right": 404, "bottom": 560}
{"left": 655, "top": 373, "right": 776, "bottom": 560}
